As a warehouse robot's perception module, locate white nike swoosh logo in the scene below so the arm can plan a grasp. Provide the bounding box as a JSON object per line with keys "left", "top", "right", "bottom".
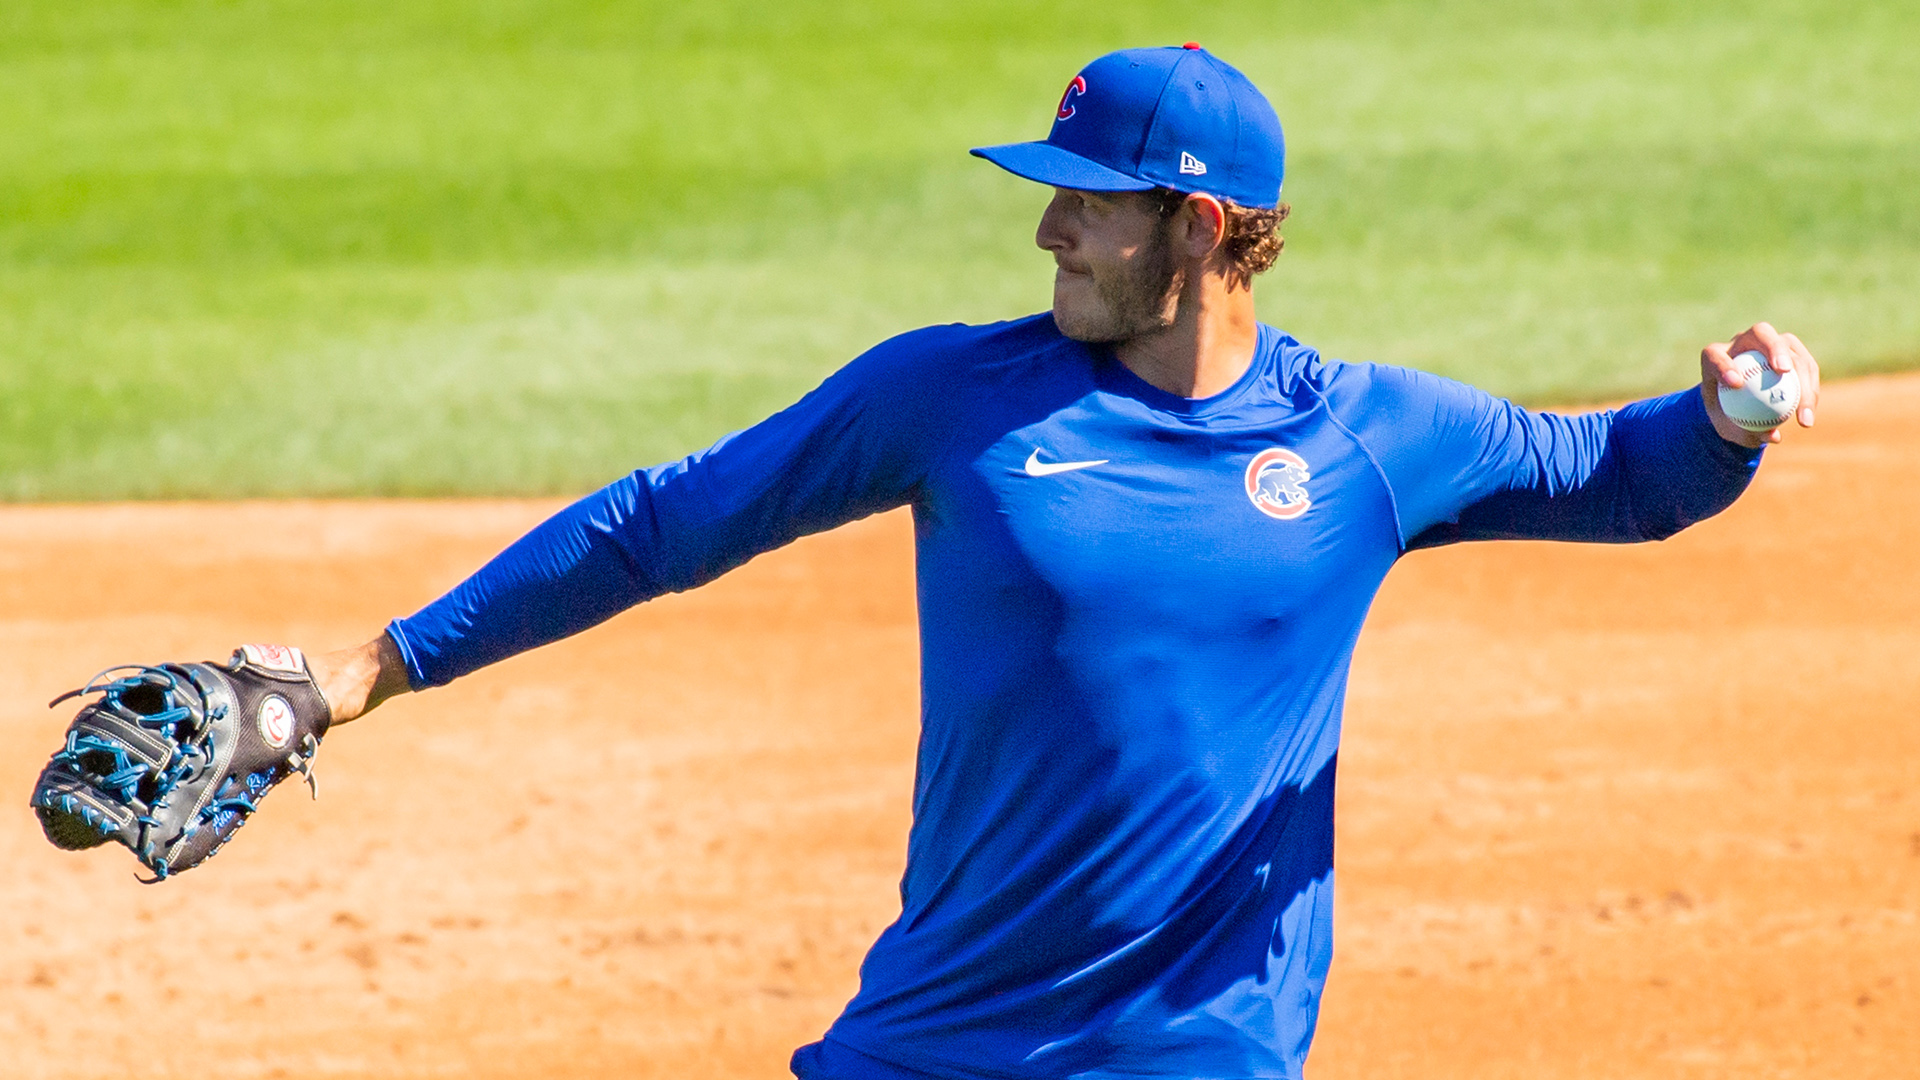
{"left": 1024, "top": 449, "right": 1109, "bottom": 477}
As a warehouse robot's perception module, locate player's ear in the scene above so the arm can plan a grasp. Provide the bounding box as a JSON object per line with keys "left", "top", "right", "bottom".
{"left": 1179, "top": 194, "right": 1228, "bottom": 259}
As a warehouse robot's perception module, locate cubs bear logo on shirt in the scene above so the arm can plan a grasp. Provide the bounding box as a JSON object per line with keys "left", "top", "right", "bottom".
{"left": 1245, "top": 448, "right": 1311, "bottom": 519}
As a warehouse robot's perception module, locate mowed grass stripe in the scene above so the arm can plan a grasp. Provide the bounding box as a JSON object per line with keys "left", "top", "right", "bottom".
{"left": 1, "top": 0, "right": 1914, "bottom": 499}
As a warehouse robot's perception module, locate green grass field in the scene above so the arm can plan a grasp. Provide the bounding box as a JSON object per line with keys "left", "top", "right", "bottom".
{"left": 3, "top": 0, "right": 1915, "bottom": 498}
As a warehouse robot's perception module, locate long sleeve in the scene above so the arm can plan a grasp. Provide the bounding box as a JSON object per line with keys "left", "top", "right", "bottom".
{"left": 386, "top": 326, "right": 960, "bottom": 689}
{"left": 1322, "top": 363, "right": 1765, "bottom": 551}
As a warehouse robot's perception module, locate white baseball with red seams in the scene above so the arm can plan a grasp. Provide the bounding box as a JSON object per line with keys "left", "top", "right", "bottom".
{"left": 1717, "top": 350, "right": 1800, "bottom": 432}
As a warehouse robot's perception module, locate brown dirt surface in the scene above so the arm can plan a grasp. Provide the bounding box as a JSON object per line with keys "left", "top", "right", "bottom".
{"left": 3, "top": 375, "right": 1916, "bottom": 1080}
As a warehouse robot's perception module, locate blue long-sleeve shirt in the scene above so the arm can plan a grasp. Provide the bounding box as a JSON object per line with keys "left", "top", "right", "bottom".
{"left": 388, "top": 315, "right": 1761, "bottom": 1080}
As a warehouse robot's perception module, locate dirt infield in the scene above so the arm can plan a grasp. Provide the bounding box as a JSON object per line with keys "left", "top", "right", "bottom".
{"left": 3, "top": 375, "right": 1916, "bottom": 1080}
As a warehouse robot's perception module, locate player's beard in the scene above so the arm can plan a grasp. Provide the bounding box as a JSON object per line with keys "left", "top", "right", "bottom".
{"left": 1053, "top": 219, "right": 1184, "bottom": 345}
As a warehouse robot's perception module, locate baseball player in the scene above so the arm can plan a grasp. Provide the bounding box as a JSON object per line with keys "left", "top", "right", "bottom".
{"left": 44, "top": 44, "right": 1821, "bottom": 1078}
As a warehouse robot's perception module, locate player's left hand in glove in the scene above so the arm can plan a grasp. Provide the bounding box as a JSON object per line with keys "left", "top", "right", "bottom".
{"left": 29, "top": 644, "right": 332, "bottom": 882}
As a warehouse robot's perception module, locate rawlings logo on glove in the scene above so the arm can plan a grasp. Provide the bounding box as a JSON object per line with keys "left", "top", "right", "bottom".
{"left": 30, "top": 646, "right": 332, "bottom": 882}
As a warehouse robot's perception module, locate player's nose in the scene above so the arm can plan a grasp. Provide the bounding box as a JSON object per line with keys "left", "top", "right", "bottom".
{"left": 1035, "top": 190, "right": 1075, "bottom": 254}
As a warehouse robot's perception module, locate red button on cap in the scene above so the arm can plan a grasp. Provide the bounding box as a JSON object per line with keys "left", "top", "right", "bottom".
{"left": 1182, "top": 41, "right": 1202, "bottom": 49}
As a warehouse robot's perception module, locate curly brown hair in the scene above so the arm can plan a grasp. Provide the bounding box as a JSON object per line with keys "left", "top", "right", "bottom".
{"left": 1142, "top": 188, "right": 1290, "bottom": 287}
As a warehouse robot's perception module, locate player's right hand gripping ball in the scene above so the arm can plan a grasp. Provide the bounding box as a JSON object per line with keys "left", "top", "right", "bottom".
{"left": 29, "top": 645, "right": 331, "bottom": 882}
{"left": 1716, "top": 350, "right": 1801, "bottom": 432}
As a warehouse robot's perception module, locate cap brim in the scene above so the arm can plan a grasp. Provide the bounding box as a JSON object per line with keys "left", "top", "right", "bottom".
{"left": 970, "top": 141, "right": 1156, "bottom": 193}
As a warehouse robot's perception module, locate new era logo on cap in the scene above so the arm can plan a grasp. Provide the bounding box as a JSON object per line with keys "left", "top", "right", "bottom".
{"left": 969, "top": 44, "right": 1285, "bottom": 209}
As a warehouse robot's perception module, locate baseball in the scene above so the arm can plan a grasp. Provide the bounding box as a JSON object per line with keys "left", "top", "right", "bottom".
{"left": 1717, "top": 350, "right": 1800, "bottom": 431}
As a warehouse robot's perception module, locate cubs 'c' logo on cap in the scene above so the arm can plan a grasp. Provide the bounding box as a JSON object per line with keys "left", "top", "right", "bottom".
{"left": 1056, "top": 75, "right": 1088, "bottom": 120}
{"left": 1245, "top": 448, "right": 1312, "bottom": 519}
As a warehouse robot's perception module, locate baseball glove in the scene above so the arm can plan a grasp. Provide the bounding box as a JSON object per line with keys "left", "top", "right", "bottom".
{"left": 30, "top": 644, "right": 332, "bottom": 882}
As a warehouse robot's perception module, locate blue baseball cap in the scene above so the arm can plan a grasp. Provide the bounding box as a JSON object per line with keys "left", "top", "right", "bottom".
{"left": 971, "top": 44, "right": 1286, "bottom": 210}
